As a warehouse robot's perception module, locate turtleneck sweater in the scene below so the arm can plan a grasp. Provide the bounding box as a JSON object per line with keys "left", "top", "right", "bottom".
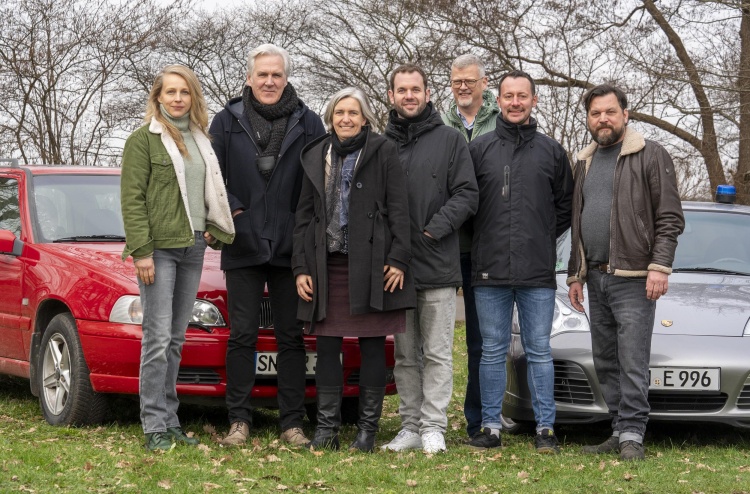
{"left": 161, "top": 106, "right": 206, "bottom": 231}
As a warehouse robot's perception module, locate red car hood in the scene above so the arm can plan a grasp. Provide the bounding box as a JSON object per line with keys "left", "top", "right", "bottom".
{"left": 36, "top": 243, "right": 227, "bottom": 295}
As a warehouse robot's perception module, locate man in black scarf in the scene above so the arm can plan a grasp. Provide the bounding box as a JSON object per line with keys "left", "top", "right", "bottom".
{"left": 381, "top": 63, "right": 478, "bottom": 454}
{"left": 209, "top": 44, "right": 326, "bottom": 448}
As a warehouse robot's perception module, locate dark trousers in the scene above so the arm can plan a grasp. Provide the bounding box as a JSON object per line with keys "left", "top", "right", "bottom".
{"left": 225, "top": 264, "right": 306, "bottom": 431}
{"left": 587, "top": 270, "right": 656, "bottom": 444}
{"left": 461, "top": 252, "right": 482, "bottom": 437}
{"left": 315, "top": 335, "right": 386, "bottom": 388}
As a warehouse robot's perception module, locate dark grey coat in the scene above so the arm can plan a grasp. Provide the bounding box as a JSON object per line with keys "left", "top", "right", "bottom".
{"left": 292, "top": 130, "right": 416, "bottom": 323}
{"left": 384, "top": 105, "right": 479, "bottom": 290}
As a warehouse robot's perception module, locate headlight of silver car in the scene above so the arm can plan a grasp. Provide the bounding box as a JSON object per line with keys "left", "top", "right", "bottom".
{"left": 109, "top": 295, "right": 225, "bottom": 327}
{"left": 551, "top": 295, "right": 589, "bottom": 337}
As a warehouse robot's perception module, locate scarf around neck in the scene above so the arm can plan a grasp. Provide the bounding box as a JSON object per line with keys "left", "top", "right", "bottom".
{"left": 242, "top": 83, "right": 300, "bottom": 180}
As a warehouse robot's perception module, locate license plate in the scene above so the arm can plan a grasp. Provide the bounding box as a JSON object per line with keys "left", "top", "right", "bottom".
{"left": 649, "top": 367, "right": 720, "bottom": 391}
{"left": 255, "top": 352, "right": 317, "bottom": 376}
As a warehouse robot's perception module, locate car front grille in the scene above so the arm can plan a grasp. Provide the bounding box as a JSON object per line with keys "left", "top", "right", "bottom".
{"left": 648, "top": 392, "right": 727, "bottom": 412}
{"left": 259, "top": 297, "right": 273, "bottom": 328}
{"left": 177, "top": 368, "right": 222, "bottom": 385}
{"left": 553, "top": 361, "right": 595, "bottom": 405}
{"left": 736, "top": 376, "right": 750, "bottom": 410}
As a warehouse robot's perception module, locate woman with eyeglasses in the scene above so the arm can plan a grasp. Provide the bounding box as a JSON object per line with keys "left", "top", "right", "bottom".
{"left": 293, "top": 87, "right": 415, "bottom": 452}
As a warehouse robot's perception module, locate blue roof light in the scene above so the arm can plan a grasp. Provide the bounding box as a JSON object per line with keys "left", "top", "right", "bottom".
{"left": 715, "top": 185, "right": 736, "bottom": 204}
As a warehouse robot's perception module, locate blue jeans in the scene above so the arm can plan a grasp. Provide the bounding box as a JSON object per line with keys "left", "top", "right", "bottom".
{"left": 460, "top": 253, "right": 482, "bottom": 437}
{"left": 138, "top": 232, "right": 206, "bottom": 434}
{"left": 474, "top": 286, "right": 556, "bottom": 431}
{"left": 586, "top": 270, "right": 655, "bottom": 444}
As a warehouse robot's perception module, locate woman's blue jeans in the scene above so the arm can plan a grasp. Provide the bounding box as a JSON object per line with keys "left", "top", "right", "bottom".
{"left": 474, "top": 286, "right": 556, "bottom": 432}
{"left": 138, "top": 232, "right": 206, "bottom": 434}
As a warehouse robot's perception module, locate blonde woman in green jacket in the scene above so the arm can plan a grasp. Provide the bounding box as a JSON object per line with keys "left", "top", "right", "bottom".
{"left": 121, "top": 65, "right": 234, "bottom": 452}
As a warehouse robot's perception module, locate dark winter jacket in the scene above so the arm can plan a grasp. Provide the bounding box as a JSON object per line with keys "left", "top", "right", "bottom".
{"left": 384, "top": 104, "right": 478, "bottom": 290}
{"left": 566, "top": 127, "right": 685, "bottom": 285}
{"left": 209, "top": 96, "right": 325, "bottom": 271}
{"left": 470, "top": 114, "right": 573, "bottom": 289}
{"left": 292, "top": 130, "right": 416, "bottom": 322}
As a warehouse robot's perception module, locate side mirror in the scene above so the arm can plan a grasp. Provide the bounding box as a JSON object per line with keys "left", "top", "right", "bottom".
{"left": 0, "top": 230, "right": 24, "bottom": 256}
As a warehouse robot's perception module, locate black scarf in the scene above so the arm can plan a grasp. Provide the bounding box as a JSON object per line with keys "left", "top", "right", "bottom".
{"left": 242, "top": 83, "right": 300, "bottom": 180}
{"left": 389, "top": 101, "right": 433, "bottom": 129}
{"left": 331, "top": 126, "right": 369, "bottom": 159}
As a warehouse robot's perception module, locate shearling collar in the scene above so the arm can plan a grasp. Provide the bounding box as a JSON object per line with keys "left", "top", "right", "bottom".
{"left": 577, "top": 126, "right": 645, "bottom": 162}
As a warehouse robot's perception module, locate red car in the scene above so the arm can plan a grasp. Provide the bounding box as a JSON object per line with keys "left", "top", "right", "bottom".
{"left": 0, "top": 161, "right": 396, "bottom": 425}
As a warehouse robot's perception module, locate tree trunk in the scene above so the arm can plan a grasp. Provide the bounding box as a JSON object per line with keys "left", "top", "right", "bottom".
{"left": 736, "top": 2, "right": 750, "bottom": 205}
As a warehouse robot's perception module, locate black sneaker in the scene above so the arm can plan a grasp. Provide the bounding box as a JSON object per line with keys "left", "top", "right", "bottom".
{"left": 468, "top": 428, "right": 501, "bottom": 450}
{"left": 582, "top": 435, "right": 619, "bottom": 454}
{"left": 534, "top": 428, "right": 560, "bottom": 454}
{"left": 619, "top": 440, "right": 645, "bottom": 461}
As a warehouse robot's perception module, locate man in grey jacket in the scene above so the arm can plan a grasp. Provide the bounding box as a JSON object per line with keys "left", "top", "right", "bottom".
{"left": 381, "top": 63, "right": 478, "bottom": 454}
{"left": 567, "top": 84, "right": 684, "bottom": 461}
{"left": 441, "top": 54, "right": 500, "bottom": 440}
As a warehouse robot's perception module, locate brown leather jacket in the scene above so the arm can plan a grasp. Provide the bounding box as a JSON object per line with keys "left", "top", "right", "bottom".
{"left": 566, "top": 127, "right": 684, "bottom": 285}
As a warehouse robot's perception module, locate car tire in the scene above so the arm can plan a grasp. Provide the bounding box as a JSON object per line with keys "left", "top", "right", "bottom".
{"left": 36, "top": 313, "right": 109, "bottom": 426}
{"left": 501, "top": 415, "right": 532, "bottom": 435}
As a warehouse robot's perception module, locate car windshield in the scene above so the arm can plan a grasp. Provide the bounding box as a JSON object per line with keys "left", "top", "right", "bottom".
{"left": 33, "top": 174, "right": 125, "bottom": 243}
{"left": 672, "top": 210, "right": 750, "bottom": 274}
{"left": 555, "top": 209, "right": 750, "bottom": 275}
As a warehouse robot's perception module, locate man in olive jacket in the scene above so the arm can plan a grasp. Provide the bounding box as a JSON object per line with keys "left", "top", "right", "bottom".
{"left": 469, "top": 70, "right": 573, "bottom": 453}
{"left": 442, "top": 53, "right": 500, "bottom": 439}
{"left": 381, "top": 63, "right": 478, "bottom": 454}
{"left": 209, "top": 43, "right": 325, "bottom": 447}
{"left": 568, "top": 84, "right": 684, "bottom": 461}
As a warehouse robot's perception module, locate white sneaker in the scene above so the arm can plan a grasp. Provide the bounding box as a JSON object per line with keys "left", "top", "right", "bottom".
{"left": 381, "top": 429, "right": 422, "bottom": 451}
{"left": 421, "top": 430, "right": 446, "bottom": 453}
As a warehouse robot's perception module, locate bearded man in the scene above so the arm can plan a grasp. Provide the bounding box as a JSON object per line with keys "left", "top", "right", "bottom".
{"left": 567, "top": 84, "right": 684, "bottom": 461}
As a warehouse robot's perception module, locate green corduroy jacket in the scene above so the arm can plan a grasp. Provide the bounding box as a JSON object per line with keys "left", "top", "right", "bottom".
{"left": 120, "top": 118, "right": 235, "bottom": 260}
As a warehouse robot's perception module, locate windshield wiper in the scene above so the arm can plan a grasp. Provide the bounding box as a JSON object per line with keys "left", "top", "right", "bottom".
{"left": 53, "top": 235, "right": 126, "bottom": 242}
{"left": 672, "top": 267, "right": 750, "bottom": 276}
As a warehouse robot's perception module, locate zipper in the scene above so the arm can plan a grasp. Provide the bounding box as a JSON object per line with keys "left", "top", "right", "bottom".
{"left": 607, "top": 152, "right": 622, "bottom": 273}
{"left": 502, "top": 165, "right": 510, "bottom": 201}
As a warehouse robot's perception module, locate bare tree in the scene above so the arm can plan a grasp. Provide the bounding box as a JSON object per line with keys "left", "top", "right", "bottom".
{"left": 423, "top": 0, "right": 749, "bottom": 203}
{"left": 300, "top": 0, "right": 460, "bottom": 130}
{"left": 0, "top": 0, "right": 186, "bottom": 165}
{"left": 148, "top": 1, "right": 318, "bottom": 115}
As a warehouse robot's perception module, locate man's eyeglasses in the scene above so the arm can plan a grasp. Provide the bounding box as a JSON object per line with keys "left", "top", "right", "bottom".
{"left": 450, "top": 79, "right": 479, "bottom": 88}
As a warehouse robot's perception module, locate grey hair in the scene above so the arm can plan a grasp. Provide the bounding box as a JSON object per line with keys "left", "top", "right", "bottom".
{"left": 451, "top": 54, "right": 486, "bottom": 78}
{"left": 247, "top": 43, "right": 291, "bottom": 76}
{"left": 323, "top": 87, "right": 377, "bottom": 132}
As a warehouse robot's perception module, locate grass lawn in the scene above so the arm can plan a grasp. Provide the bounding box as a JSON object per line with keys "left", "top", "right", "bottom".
{"left": 1, "top": 322, "right": 749, "bottom": 493}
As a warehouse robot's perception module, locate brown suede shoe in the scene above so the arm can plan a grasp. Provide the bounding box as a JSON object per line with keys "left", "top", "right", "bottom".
{"left": 221, "top": 421, "right": 249, "bottom": 446}
{"left": 280, "top": 427, "right": 309, "bottom": 446}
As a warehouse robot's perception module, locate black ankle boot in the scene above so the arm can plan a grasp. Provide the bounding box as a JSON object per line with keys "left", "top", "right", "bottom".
{"left": 306, "top": 386, "right": 342, "bottom": 450}
{"left": 348, "top": 386, "right": 385, "bottom": 452}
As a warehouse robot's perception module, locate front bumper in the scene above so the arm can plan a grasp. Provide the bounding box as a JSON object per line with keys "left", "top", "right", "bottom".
{"left": 504, "top": 332, "right": 750, "bottom": 429}
{"left": 76, "top": 320, "right": 397, "bottom": 401}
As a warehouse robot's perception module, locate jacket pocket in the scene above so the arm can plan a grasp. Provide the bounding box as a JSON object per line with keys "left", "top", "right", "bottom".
{"left": 225, "top": 210, "right": 259, "bottom": 258}
{"left": 635, "top": 209, "right": 653, "bottom": 253}
{"left": 150, "top": 153, "right": 176, "bottom": 184}
{"left": 277, "top": 211, "right": 295, "bottom": 259}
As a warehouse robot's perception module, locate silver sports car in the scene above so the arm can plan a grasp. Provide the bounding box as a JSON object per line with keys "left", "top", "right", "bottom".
{"left": 502, "top": 199, "right": 750, "bottom": 430}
